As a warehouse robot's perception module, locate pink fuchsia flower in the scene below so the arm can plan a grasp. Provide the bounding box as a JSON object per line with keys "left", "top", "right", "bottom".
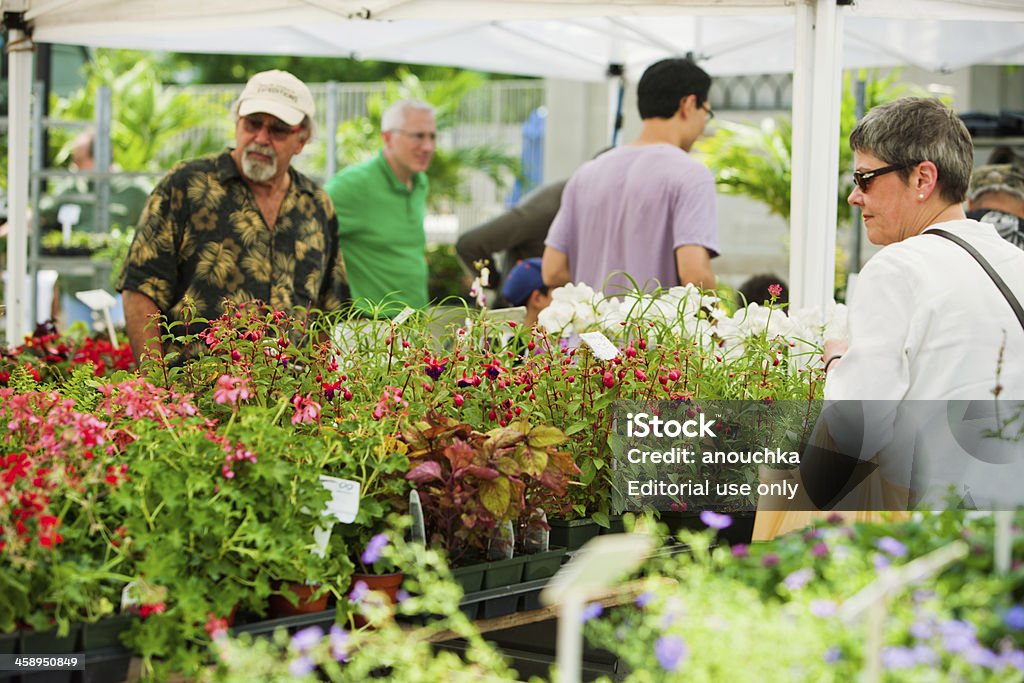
{"left": 213, "top": 375, "right": 252, "bottom": 406}
{"left": 811, "top": 542, "right": 829, "bottom": 558}
{"left": 291, "top": 393, "right": 322, "bottom": 425}
{"left": 602, "top": 371, "right": 615, "bottom": 388}
{"left": 423, "top": 355, "right": 448, "bottom": 381}
{"left": 768, "top": 283, "right": 783, "bottom": 298}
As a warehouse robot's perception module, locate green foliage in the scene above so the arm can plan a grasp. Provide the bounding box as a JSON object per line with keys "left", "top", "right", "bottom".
{"left": 205, "top": 538, "right": 519, "bottom": 683}
{"left": 699, "top": 115, "right": 793, "bottom": 219}
{"left": 698, "top": 69, "right": 921, "bottom": 223}
{"left": 158, "top": 51, "right": 482, "bottom": 86}
{"left": 50, "top": 53, "right": 223, "bottom": 172}
{"left": 426, "top": 243, "right": 470, "bottom": 304}
{"left": 584, "top": 511, "right": 1024, "bottom": 682}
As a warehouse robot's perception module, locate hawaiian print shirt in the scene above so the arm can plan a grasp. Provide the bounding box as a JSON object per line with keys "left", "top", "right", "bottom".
{"left": 118, "top": 150, "right": 348, "bottom": 340}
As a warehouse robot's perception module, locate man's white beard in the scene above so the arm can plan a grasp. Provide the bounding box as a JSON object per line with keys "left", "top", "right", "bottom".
{"left": 242, "top": 143, "right": 277, "bottom": 183}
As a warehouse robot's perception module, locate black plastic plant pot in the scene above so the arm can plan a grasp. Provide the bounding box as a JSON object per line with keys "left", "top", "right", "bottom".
{"left": 548, "top": 518, "right": 600, "bottom": 550}
{"left": 521, "top": 547, "right": 568, "bottom": 582}
{"left": 483, "top": 556, "right": 527, "bottom": 589}
{"left": 451, "top": 563, "right": 487, "bottom": 595}
{"left": 19, "top": 624, "right": 81, "bottom": 683}
{"left": 599, "top": 516, "right": 626, "bottom": 535}
{"left": 80, "top": 615, "right": 134, "bottom": 651}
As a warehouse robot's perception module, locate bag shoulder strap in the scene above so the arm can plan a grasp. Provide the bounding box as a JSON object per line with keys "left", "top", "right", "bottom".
{"left": 927, "top": 228, "right": 1024, "bottom": 333}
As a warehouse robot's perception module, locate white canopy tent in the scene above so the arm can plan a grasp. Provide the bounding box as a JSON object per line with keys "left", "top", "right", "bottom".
{"left": 25, "top": 15, "right": 1024, "bottom": 79}
{"left": 3, "top": 0, "right": 1024, "bottom": 344}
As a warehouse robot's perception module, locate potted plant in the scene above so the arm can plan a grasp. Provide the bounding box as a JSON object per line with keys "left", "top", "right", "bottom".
{"left": 95, "top": 378, "right": 346, "bottom": 678}
{"left": 400, "top": 412, "right": 578, "bottom": 614}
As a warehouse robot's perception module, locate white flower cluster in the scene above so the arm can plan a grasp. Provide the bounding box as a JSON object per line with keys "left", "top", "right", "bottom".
{"left": 537, "top": 283, "right": 848, "bottom": 368}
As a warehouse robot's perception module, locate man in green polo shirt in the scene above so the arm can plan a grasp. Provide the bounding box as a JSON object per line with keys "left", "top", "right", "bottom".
{"left": 326, "top": 99, "right": 437, "bottom": 316}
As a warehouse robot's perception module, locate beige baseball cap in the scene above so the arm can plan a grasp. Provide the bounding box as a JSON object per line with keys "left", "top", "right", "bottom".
{"left": 968, "top": 164, "right": 1024, "bottom": 202}
{"left": 236, "top": 70, "right": 314, "bottom": 126}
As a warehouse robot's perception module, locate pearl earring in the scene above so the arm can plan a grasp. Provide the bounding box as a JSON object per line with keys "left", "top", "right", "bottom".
{"left": 918, "top": 194, "right": 924, "bottom": 199}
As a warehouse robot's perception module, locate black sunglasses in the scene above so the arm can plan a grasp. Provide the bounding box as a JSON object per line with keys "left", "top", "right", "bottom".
{"left": 852, "top": 163, "right": 915, "bottom": 192}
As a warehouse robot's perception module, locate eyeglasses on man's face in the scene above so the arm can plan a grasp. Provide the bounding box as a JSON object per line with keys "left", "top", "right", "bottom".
{"left": 701, "top": 102, "right": 714, "bottom": 120}
{"left": 240, "top": 114, "right": 302, "bottom": 141}
{"left": 852, "top": 163, "right": 914, "bottom": 192}
{"left": 396, "top": 130, "right": 437, "bottom": 144}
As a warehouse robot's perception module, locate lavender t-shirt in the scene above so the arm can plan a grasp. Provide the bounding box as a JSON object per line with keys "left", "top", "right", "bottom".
{"left": 545, "top": 144, "right": 718, "bottom": 294}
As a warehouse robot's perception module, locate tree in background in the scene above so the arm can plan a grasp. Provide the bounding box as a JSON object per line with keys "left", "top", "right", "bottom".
{"left": 698, "top": 70, "right": 921, "bottom": 223}
{"left": 49, "top": 51, "right": 222, "bottom": 174}
{"left": 697, "top": 70, "right": 927, "bottom": 296}
{"left": 157, "top": 52, "right": 483, "bottom": 86}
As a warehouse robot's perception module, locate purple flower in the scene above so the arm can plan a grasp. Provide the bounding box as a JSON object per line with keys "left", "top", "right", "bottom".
{"left": 1005, "top": 606, "right": 1024, "bottom": 631}
{"left": 396, "top": 589, "right": 411, "bottom": 604}
{"left": 361, "top": 533, "right": 390, "bottom": 566}
{"left": 873, "top": 553, "right": 891, "bottom": 571}
{"left": 1001, "top": 649, "right": 1024, "bottom": 671}
{"left": 783, "top": 568, "right": 813, "bottom": 591}
{"left": 811, "top": 542, "right": 829, "bottom": 558}
{"left": 876, "top": 536, "right": 908, "bottom": 558}
{"left": 290, "top": 625, "right": 323, "bottom": 652}
{"left": 761, "top": 553, "right": 780, "bottom": 568}
{"left": 964, "top": 643, "right": 1000, "bottom": 669}
{"left": 881, "top": 646, "right": 919, "bottom": 670}
{"left": 329, "top": 625, "right": 349, "bottom": 662}
{"left": 655, "top": 635, "right": 688, "bottom": 672}
{"left": 581, "top": 602, "right": 603, "bottom": 623}
{"left": 730, "top": 544, "right": 749, "bottom": 559}
{"left": 289, "top": 655, "right": 316, "bottom": 676}
{"left": 810, "top": 600, "right": 837, "bottom": 618}
{"left": 824, "top": 646, "right": 842, "bottom": 663}
{"left": 635, "top": 592, "right": 655, "bottom": 608}
{"left": 349, "top": 580, "right": 369, "bottom": 603}
{"left": 940, "top": 619, "right": 977, "bottom": 655}
{"left": 699, "top": 510, "right": 732, "bottom": 530}
{"left": 910, "top": 617, "right": 936, "bottom": 640}
{"left": 424, "top": 361, "right": 447, "bottom": 381}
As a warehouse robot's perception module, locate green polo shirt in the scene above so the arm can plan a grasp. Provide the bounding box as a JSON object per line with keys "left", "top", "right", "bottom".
{"left": 326, "top": 151, "right": 429, "bottom": 316}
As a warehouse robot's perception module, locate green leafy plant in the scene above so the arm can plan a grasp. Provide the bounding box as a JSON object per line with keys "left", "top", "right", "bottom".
{"left": 50, "top": 53, "right": 223, "bottom": 173}
{"left": 400, "top": 412, "right": 578, "bottom": 564}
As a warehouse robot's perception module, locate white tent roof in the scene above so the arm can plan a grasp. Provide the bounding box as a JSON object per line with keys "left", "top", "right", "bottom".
{"left": 4, "top": 0, "right": 1024, "bottom": 344}
{"left": 14, "top": 14, "right": 1024, "bottom": 79}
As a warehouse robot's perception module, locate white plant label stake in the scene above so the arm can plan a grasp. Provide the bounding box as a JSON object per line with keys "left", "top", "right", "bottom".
{"left": 392, "top": 306, "right": 416, "bottom": 326}
{"left": 312, "top": 476, "right": 361, "bottom": 558}
{"left": 579, "top": 331, "right": 619, "bottom": 361}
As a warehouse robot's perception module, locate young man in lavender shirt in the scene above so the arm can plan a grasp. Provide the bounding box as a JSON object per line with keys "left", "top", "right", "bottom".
{"left": 541, "top": 58, "right": 718, "bottom": 295}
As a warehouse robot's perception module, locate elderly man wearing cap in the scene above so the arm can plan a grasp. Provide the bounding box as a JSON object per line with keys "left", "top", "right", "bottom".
{"left": 118, "top": 70, "right": 348, "bottom": 363}
{"left": 966, "top": 163, "right": 1024, "bottom": 250}
{"left": 501, "top": 257, "right": 551, "bottom": 328}
{"left": 326, "top": 99, "right": 437, "bottom": 317}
